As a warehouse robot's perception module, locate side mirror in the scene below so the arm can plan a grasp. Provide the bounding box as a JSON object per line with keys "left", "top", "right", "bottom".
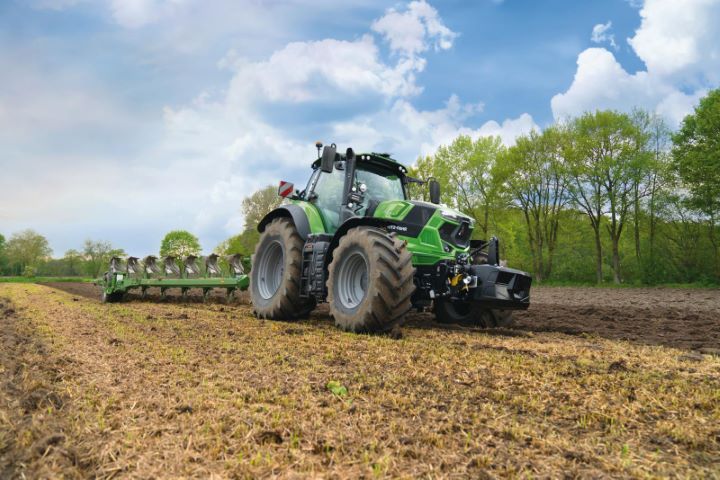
{"left": 320, "top": 144, "right": 336, "bottom": 173}
{"left": 429, "top": 179, "right": 441, "bottom": 204}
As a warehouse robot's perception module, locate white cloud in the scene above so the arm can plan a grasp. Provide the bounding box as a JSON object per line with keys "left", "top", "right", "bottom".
{"left": 221, "top": 35, "right": 422, "bottom": 104}
{"left": 331, "top": 95, "right": 483, "bottom": 158}
{"left": 552, "top": 0, "right": 720, "bottom": 126}
{"left": 591, "top": 21, "right": 617, "bottom": 50}
{"left": 331, "top": 96, "right": 536, "bottom": 160}
{"left": 109, "top": 0, "right": 170, "bottom": 28}
{"left": 474, "top": 113, "right": 539, "bottom": 145}
{"left": 371, "top": 0, "right": 458, "bottom": 57}
{"left": 628, "top": 0, "right": 720, "bottom": 82}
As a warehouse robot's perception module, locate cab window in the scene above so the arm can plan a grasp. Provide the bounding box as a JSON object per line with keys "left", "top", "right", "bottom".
{"left": 312, "top": 167, "right": 345, "bottom": 232}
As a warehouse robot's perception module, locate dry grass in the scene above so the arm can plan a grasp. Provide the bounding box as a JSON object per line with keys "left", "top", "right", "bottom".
{"left": 0, "top": 283, "right": 719, "bottom": 479}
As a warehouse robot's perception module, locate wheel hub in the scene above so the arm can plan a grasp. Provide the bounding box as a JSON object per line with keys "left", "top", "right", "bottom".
{"left": 337, "top": 251, "right": 368, "bottom": 309}
{"left": 257, "top": 240, "right": 284, "bottom": 300}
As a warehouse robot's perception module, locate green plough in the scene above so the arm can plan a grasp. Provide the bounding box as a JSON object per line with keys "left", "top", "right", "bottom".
{"left": 96, "top": 254, "right": 249, "bottom": 302}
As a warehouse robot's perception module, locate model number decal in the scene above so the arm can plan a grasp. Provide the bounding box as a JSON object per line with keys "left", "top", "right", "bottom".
{"left": 387, "top": 224, "right": 408, "bottom": 232}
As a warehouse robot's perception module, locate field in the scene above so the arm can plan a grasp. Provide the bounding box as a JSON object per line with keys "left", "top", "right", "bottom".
{"left": 1, "top": 283, "right": 718, "bottom": 478}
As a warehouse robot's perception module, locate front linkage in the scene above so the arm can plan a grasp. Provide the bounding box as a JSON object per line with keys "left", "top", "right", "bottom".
{"left": 414, "top": 237, "right": 531, "bottom": 310}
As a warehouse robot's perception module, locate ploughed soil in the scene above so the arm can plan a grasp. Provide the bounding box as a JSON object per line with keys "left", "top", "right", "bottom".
{"left": 1, "top": 282, "right": 718, "bottom": 478}
{"left": 45, "top": 281, "right": 720, "bottom": 352}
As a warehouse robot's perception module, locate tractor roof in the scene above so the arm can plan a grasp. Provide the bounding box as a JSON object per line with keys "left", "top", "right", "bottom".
{"left": 312, "top": 151, "right": 409, "bottom": 175}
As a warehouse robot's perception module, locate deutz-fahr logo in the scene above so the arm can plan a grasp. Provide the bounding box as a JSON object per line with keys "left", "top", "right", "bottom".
{"left": 387, "top": 224, "right": 408, "bottom": 232}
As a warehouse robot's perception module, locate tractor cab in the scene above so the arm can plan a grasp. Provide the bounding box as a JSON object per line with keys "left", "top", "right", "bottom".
{"left": 304, "top": 149, "right": 409, "bottom": 233}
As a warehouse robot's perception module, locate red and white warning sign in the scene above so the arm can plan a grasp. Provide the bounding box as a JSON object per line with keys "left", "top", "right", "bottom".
{"left": 278, "top": 180, "right": 294, "bottom": 198}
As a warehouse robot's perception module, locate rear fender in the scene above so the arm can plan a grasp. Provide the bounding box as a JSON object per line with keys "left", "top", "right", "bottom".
{"left": 258, "top": 205, "right": 311, "bottom": 240}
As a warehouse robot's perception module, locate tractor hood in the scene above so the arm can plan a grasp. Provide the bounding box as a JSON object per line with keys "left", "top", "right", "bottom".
{"left": 371, "top": 199, "right": 474, "bottom": 241}
{"left": 413, "top": 200, "right": 473, "bottom": 225}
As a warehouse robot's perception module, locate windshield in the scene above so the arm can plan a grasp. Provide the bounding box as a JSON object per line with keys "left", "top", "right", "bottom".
{"left": 355, "top": 166, "right": 405, "bottom": 205}
{"left": 308, "top": 163, "right": 406, "bottom": 232}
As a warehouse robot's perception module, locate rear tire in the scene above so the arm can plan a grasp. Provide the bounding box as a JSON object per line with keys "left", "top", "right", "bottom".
{"left": 250, "top": 218, "right": 315, "bottom": 320}
{"left": 434, "top": 299, "right": 513, "bottom": 328}
{"left": 327, "top": 227, "right": 415, "bottom": 333}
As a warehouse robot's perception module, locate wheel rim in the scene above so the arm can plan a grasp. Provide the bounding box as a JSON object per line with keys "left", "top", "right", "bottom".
{"left": 336, "top": 251, "right": 368, "bottom": 309}
{"left": 257, "top": 240, "right": 284, "bottom": 300}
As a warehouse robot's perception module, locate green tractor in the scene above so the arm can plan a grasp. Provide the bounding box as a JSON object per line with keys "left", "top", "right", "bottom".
{"left": 251, "top": 143, "right": 531, "bottom": 332}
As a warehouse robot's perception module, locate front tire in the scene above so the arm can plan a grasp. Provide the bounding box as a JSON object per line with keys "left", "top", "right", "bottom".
{"left": 434, "top": 299, "right": 513, "bottom": 328}
{"left": 250, "top": 218, "right": 315, "bottom": 320}
{"left": 327, "top": 227, "right": 415, "bottom": 333}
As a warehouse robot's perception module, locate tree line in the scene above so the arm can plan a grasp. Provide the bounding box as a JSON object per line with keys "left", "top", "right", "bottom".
{"left": 410, "top": 89, "right": 720, "bottom": 284}
{"left": 0, "top": 230, "right": 203, "bottom": 278}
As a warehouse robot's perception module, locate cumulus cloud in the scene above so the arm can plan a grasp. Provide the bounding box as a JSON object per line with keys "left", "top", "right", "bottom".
{"left": 220, "top": 35, "right": 422, "bottom": 103}
{"left": 330, "top": 96, "right": 536, "bottom": 162}
{"left": 371, "top": 0, "right": 457, "bottom": 57}
{"left": 109, "top": 0, "right": 174, "bottom": 28}
{"left": 552, "top": 0, "right": 720, "bottom": 126}
{"left": 628, "top": 0, "right": 720, "bottom": 82}
{"left": 474, "top": 113, "right": 539, "bottom": 145}
{"left": 590, "top": 21, "right": 617, "bottom": 49}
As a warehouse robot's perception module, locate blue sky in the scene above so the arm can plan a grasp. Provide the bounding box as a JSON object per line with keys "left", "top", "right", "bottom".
{"left": 1, "top": 0, "right": 719, "bottom": 256}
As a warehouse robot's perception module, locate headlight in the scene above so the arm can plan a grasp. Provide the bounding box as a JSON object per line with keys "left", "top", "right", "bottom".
{"left": 441, "top": 210, "right": 472, "bottom": 226}
{"left": 440, "top": 210, "right": 460, "bottom": 222}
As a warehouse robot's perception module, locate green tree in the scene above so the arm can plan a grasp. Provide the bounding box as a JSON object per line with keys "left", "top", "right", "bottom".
{"left": 216, "top": 229, "right": 259, "bottom": 257}
{"left": 159, "top": 230, "right": 202, "bottom": 258}
{"left": 407, "top": 155, "right": 435, "bottom": 202}
{"left": 433, "top": 135, "right": 505, "bottom": 238}
{"left": 5, "top": 230, "right": 52, "bottom": 274}
{"left": 241, "top": 185, "right": 283, "bottom": 231}
{"left": 497, "top": 126, "right": 570, "bottom": 282}
{"left": 83, "top": 240, "right": 125, "bottom": 277}
{"left": 630, "top": 109, "right": 672, "bottom": 263}
{"left": 672, "top": 88, "right": 720, "bottom": 274}
{"left": 0, "top": 233, "right": 7, "bottom": 274}
{"left": 567, "top": 110, "right": 649, "bottom": 283}
{"left": 63, "top": 249, "right": 84, "bottom": 276}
